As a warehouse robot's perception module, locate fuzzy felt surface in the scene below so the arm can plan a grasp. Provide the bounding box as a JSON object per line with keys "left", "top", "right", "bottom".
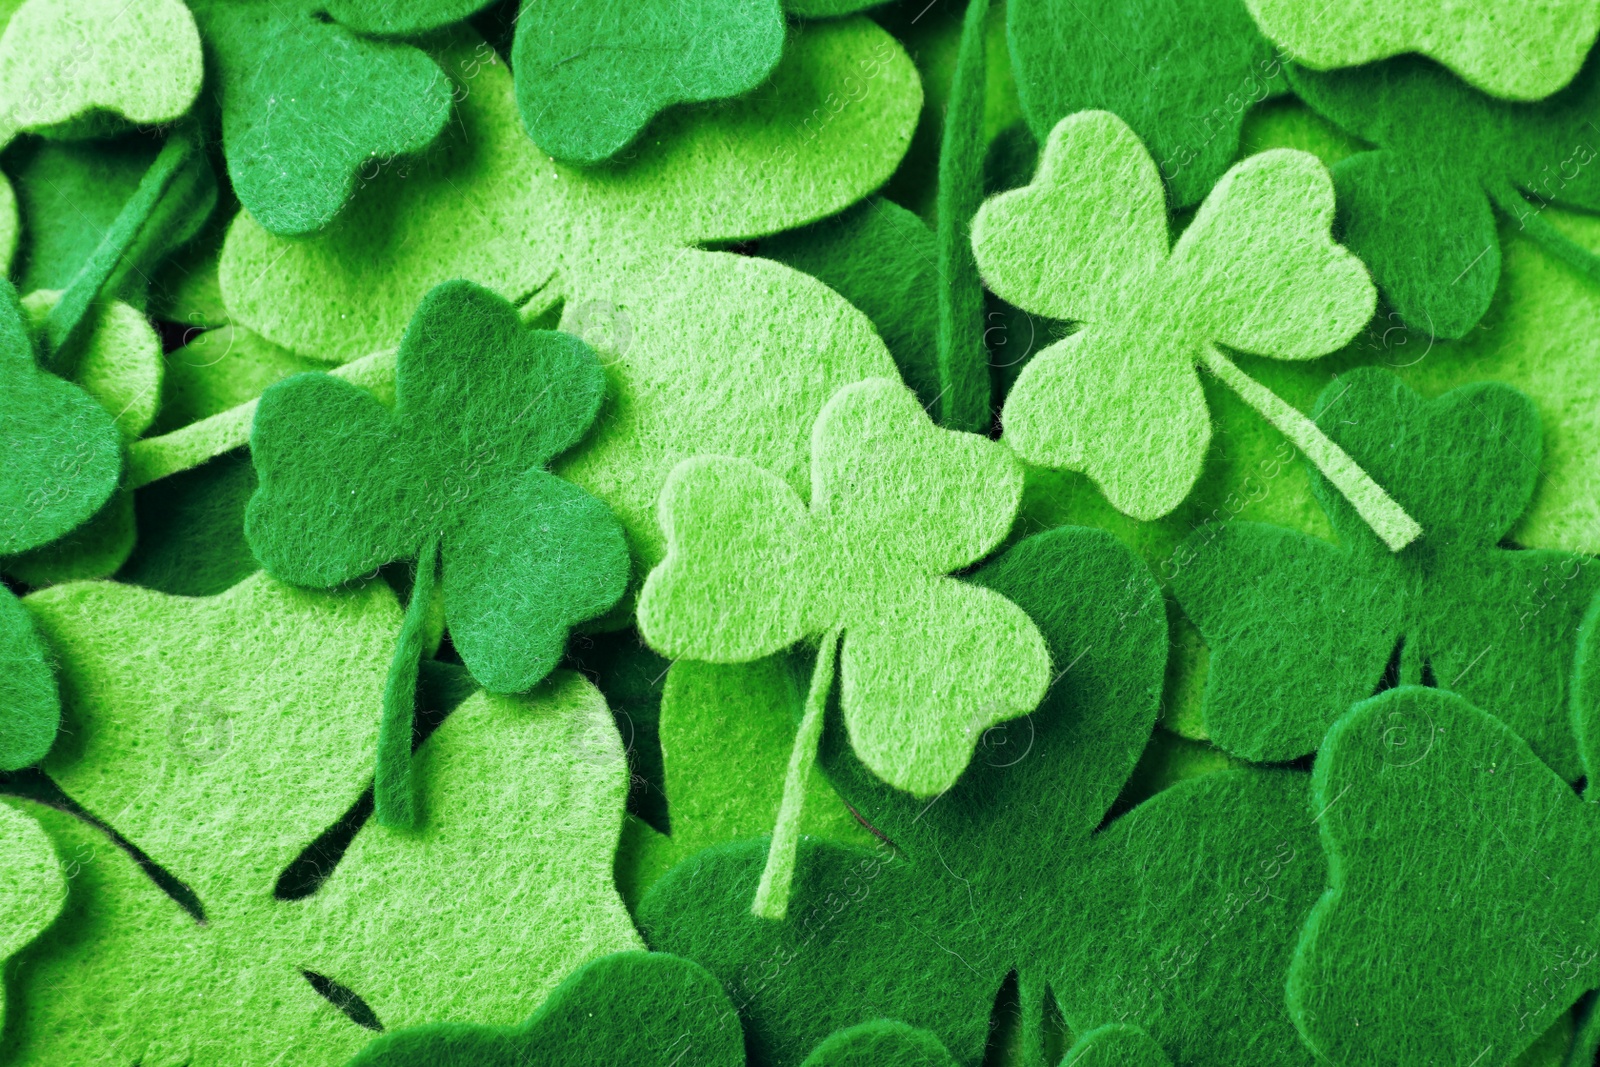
{"left": 155, "top": 326, "right": 320, "bottom": 435}
{"left": 1286, "top": 52, "right": 1600, "bottom": 339}
{"left": 1063, "top": 1026, "right": 1172, "bottom": 1067}
{"left": 0, "top": 802, "right": 64, "bottom": 1034}
{"left": 0, "top": 0, "right": 201, "bottom": 144}
{"left": 1172, "top": 368, "right": 1600, "bottom": 779}
{"left": 1288, "top": 687, "right": 1600, "bottom": 1067}
{"left": 343, "top": 952, "right": 741, "bottom": 1067}
{"left": 639, "top": 377, "right": 1048, "bottom": 797}
{"left": 642, "top": 525, "right": 1327, "bottom": 1067}
{"left": 8, "top": 571, "right": 639, "bottom": 1063}
{"left": 1008, "top": 0, "right": 1286, "bottom": 208}
{"left": 186, "top": 0, "right": 452, "bottom": 237}
{"left": 1246, "top": 0, "right": 1600, "bottom": 101}
{"left": 800, "top": 1021, "right": 958, "bottom": 1067}
{"left": 972, "top": 110, "right": 1376, "bottom": 524}
{"left": 120, "top": 450, "right": 259, "bottom": 597}
{"left": 247, "top": 279, "right": 628, "bottom": 695}
{"left": 0, "top": 589, "right": 56, "bottom": 770}
{"left": 512, "top": 0, "right": 784, "bottom": 165}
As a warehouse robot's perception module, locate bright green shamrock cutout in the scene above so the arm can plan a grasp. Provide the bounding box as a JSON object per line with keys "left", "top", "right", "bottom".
{"left": 972, "top": 110, "right": 1419, "bottom": 550}
{"left": 185, "top": 0, "right": 462, "bottom": 236}
{"left": 0, "top": 800, "right": 65, "bottom": 1032}
{"left": 1008, "top": 0, "right": 1287, "bottom": 208}
{"left": 247, "top": 279, "right": 628, "bottom": 828}
{"left": 0, "top": 0, "right": 202, "bottom": 145}
{"left": 1247, "top": 0, "right": 1600, "bottom": 101}
{"left": 1288, "top": 687, "right": 1600, "bottom": 1067}
{"left": 0, "top": 586, "right": 59, "bottom": 771}
{"left": 1286, "top": 54, "right": 1600, "bottom": 341}
{"left": 0, "top": 278, "right": 120, "bottom": 559}
{"left": 8, "top": 574, "right": 639, "bottom": 1065}
{"left": 1172, "top": 368, "right": 1600, "bottom": 780}
{"left": 343, "top": 952, "right": 741, "bottom": 1067}
{"left": 513, "top": 0, "right": 784, "bottom": 165}
{"left": 638, "top": 376, "right": 1048, "bottom": 917}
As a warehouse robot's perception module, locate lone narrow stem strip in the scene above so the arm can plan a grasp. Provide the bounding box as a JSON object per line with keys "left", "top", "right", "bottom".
{"left": 752, "top": 626, "right": 843, "bottom": 921}
{"left": 1488, "top": 181, "right": 1600, "bottom": 289}
{"left": 1199, "top": 344, "right": 1422, "bottom": 551}
{"left": 375, "top": 537, "right": 440, "bottom": 830}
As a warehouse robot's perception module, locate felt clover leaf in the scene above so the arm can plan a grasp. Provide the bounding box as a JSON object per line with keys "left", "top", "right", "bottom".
{"left": 1065, "top": 1026, "right": 1174, "bottom": 1067}
{"left": 1008, "top": 0, "right": 1288, "bottom": 208}
{"left": 344, "top": 952, "right": 742, "bottom": 1067}
{"left": 1288, "top": 687, "right": 1600, "bottom": 1067}
{"left": 642, "top": 526, "right": 1329, "bottom": 1067}
{"left": 1286, "top": 55, "right": 1600, "bottom": 342}
{"left": 0, "top": 0, "right": 202, "bottom": 146}
{"left": 972, "top": 110, "right": 1420, "bottom": 551}
{"left": 1246, "top": 0, "right": 1600, "bottom": 102}
{"left": 247, "top": 279, "right": 628, "bottom": 828}
{"left": 638, "top": 376, "right": 1049, "bottom": 917}
{"left": 800, "top": 1021, "right": 958, "bottom": 1067}
{"left": 184, "top": 0, "right": 461, "bottom": 236}
{"left": 1172, "top": 368, "right": 1600, "bottom": 779}
{"left": 513, "top": 0, "right": 785, "bottom": 165}
{"left": 0, "top": 587, "right": 59, "bottom": 771}
{"left": 0, "top": 800, "right": 65, "bottom": 1034}
{"left": 8, "top": 573, "right": 640, "bottom": 1065}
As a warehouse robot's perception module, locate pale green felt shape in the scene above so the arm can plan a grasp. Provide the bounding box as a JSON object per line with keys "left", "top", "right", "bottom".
{"left": 11, "top": 573, "right": 641, "bottom": 1064}
{"left": 972, "top": 111, "right": 1417, "bottom": 549}
{"left": 0, "top": 801, "right": 65, "bottom": 1035}
{"left": 0, "top": 169, "right": 16, "bottom": 273}
{"left": 640, "top": 376, "right": 1048, "bottom": 797}
{"left": 154, "top": 324, "right": 321, "bottom": 436}
{"left": 209, "top": 23, "right": 916, "bottom": 572}
{"left": 0, "top": 0, "right": 202, "bottom": 146}
{"left": 1244, "top": 0, "right": 1600, "bottom": 102}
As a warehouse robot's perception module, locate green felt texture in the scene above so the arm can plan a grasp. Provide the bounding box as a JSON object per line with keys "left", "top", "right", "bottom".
{"left": 639, "top": 376, "right": 1048, "bottom": 797}
{"left": 642, "top": 525, "right": 1327, "bottom": 1067}
{"left": 934, "top": 0, "right": 992, "bottom": 433}
{"left": 1008, "top": 0, "right": 1286, "bottom": 208}
{"left": 248, "top": 279, "right": 628, "bottom": 695}
{"left": 154, "top": 324, "right": 321, "bottom": 435}
{"left": 0, "top": 801, "right": 64, "bottom": 1033}
{"left": 1578, "top": 594, "right": 1600, "bottom": 784}
{"left": 119, "top": 450, "right": 260, "bottom": 597}
{"left": 565, "top": 629, "right": 671, "bottom": 831}
{"left": 763, "top": 198, "right": 942, "bottom": 414}
{"left": 1286, "top": 53, "right": 1600, "bottom": 340}
{"left": 8, "top": 572, "right": 640, "bottom": 1062}
{"left": 786, "top": 0, "right": 883, "bottom": 14}
{"left": 1288, "top": 687, "right": 1600, "bottom": 1067}
{"left": 0, "top": 587, "right": 57, "bottom": 769}
{"left": 512, "top": 0, "right": 784, "bottom": 165}
{"left": 0, "top": 278, "right": 120, "bottom": 557}
{"left": 375, "top": 540, "right": 438, "bottom": 828}
{"left": 1246, "top": 0, "right": 1600, "bottom": 101}
{"left": 323, "top": 0, "right": 493, "bottom": 37}
{"left": 1063, "top": 1025, "right": 1171, "bottom": 1067}
{"left": 343, "top": 951, "right": 742, "bottom": 1067}
{"left": 1172, "top": 368, "right": 1600, "bottom": 779}
{"left": 800, "top": 1020, "right": 958, "bottom": 1067}
{"left": 0, "top": 0, "right": 202, "bottom": 145}
{"left": 187, "top": 0, "right": 452, "bottom": 237}
{"left": 974, "top": 111, "right": 1413, "bottom": 549}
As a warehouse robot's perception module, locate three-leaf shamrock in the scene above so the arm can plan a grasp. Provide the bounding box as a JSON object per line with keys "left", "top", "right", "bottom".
{"left": 1288, "top": 686, "right": 1600, "bottom": 1067}
{"left": 1286, "top": 53, "right": 1600, "bottom": 340}
{"left": 1172, "top": 368, "right": 1600, "bottom": 780}
{"left": 641, "top": 525, "right": 1327, "bottom": 1067}
{"left": 7, "top": 573, "right": 640, "bottom": 1065}
{"left": 638, "top": 377, "right": 1049, "bottom": 916}
{"left": 246, "top": 279, "right": 629, "bottom": 826}
{"left": 1246, "top": 0, "right": 1600, "bottom": 101}
{"left": 971, "top": 110, "right": 1419, "bottom": 551}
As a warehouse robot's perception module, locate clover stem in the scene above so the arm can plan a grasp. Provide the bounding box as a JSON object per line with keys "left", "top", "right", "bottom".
{"left": 1017, "top": 970, "right": 1048, "bottom": 1067}
{"left": 752, "top": 626, "right": 843, "bottom": 921}
{"left": 1486, "top": 181, "right": 1600, "bottom": 290}
{"left": 41, "top": 125, "right": 198, "bottom": 376}
{"left": 1198, "top": 345, "right": 1422, "bottom": 551}
{"left": 374, "top": 537, "right": 441, "bottom": 830}
{"left": 1565, "top": 991, "right": 1600, "bottom": 1067}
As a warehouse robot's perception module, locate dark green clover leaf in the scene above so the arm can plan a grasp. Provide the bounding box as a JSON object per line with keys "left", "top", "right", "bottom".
{"left": 1008, "top": 0, "right": 1288, "bottom": 208}
{"left": 641, "top": 525, "right": 1327, "bottom": 1067}
{"left": 513, "top": 0, "right": 785, "bottom": 165}
{"left": 0, "top": 585, "right": 59, "bottom": 770}
{"left": 1172, "top": 367, "right": 1600, "bottom": 779}
{"left": 1287, "top": 52, "right": 1600, "bottom": 339}
{"left": 1289, "top": 687, "right": 1600, "bottom": 1067}
{"left": 246, "top": 279, "right": 629, "bottom": 827}
{"left": 187, "top": 0, "right": 470, "bottom": 236}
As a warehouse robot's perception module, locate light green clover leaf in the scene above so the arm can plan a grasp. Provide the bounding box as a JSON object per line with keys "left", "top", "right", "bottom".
{"left": 0, "top": 801, "right": 65, "bottom": 1034}
{"left": 973, "top": 109, "right": 1419, "bottom": 551}
{"left": 638, "top": 376, "right": 1048, "bottom": 917}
